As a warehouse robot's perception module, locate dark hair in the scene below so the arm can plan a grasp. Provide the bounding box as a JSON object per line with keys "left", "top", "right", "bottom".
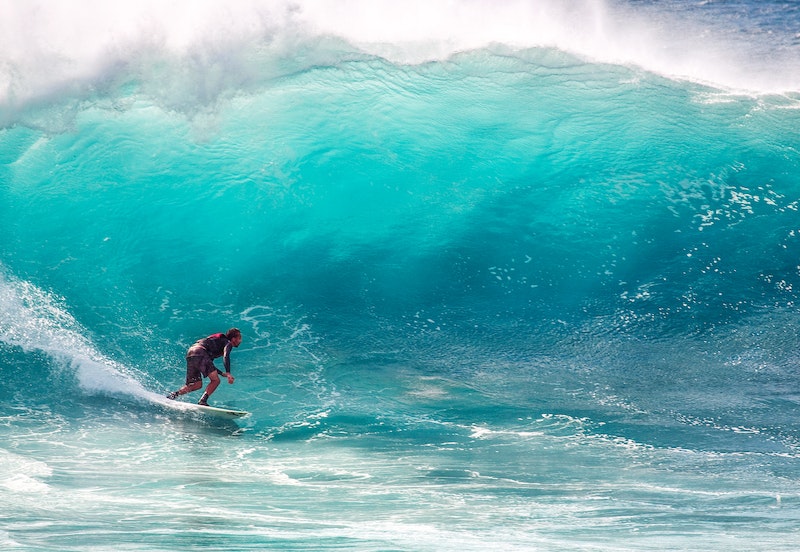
{"left": 226, "top": 328, "right": 242, "bottom": 339}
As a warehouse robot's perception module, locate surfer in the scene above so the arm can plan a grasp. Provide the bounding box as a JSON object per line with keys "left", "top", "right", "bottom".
{"left": 166, "top": 328, "right": 242, "bottom": 406}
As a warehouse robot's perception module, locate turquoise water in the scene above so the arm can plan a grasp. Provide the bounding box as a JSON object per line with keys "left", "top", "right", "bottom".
{"left": 3, "top": 1, "right": 800, "bottom": 549}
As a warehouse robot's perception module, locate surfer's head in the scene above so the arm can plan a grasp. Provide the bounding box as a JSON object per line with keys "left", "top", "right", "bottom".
{"left": 226, "top": 327, "right": 242, "bottom": 347}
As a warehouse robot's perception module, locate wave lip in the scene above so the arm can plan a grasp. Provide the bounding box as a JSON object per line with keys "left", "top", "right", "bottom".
{"left": 1, "top": 0, "right": 799, "bottom": 122}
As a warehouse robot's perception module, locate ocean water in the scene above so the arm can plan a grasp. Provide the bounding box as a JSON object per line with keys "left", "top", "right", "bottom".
{"left": 2, "top": 0, "right": 800, "bottom": 549}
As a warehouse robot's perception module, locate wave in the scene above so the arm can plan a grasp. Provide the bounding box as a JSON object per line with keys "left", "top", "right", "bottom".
{"left": 0, "top": 2, "right": 799, "bottom": 455}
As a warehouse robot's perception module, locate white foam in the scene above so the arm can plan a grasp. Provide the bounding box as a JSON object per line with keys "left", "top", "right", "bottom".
{"left": 0, "top": 271, "right": 150, "bottom": 398}
{"left": 0, "top": 450, "right": 52, "bottom": 494}
{"left": 0, "top": 0, "right": 797, "bottom": 116}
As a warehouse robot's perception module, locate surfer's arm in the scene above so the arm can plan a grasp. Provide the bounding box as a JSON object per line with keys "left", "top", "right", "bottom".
{"left": 222, "top": 342, "right": 232, "bottom": 372}
{"left": 222, "top": 342, "right": 234, "bottom": 383}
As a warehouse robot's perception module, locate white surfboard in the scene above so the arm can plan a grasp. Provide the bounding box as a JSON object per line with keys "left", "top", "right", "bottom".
{"left": 153, "top": 393, "right": 249, "bottom": 420}
{"left": 186, "top": 403, "right": 249, "bottom": 419}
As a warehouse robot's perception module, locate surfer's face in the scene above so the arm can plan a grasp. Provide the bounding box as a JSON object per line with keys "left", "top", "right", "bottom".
{"left": 232, "top": 335, "right": 243, "bottom": 347}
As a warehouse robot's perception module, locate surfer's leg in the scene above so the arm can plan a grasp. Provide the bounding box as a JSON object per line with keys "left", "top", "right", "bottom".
{"left": 199, "top": 370, "right": 221, "bottom": 405}
{"left": 167, "top": 357, "right": 204, "bottom": 399}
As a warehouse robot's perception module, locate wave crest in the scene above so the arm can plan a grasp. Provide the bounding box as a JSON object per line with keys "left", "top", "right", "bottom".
{"left": 2, "top": 0, "right": 799, "bottom": 125}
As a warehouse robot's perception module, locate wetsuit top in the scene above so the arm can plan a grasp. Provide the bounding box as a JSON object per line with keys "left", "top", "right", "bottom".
{"left": 188, "top": 333, "right": 233, "bottom": 373}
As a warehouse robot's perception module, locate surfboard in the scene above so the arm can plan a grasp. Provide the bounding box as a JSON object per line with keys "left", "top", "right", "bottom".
{"left": 188, "top": 403, "right": 249, "bottom": 419}
{"left": 153, "top": 394, "right": 250, "bottom": 420}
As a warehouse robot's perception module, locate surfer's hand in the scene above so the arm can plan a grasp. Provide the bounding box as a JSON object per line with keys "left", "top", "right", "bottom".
{"left": 225, "top": 373, "right": 235, "bottom": 384}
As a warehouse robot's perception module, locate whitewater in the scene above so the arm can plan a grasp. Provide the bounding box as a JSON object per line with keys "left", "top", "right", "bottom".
{"left": 2, "top": 0, "right": 800, "bottom": 550}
